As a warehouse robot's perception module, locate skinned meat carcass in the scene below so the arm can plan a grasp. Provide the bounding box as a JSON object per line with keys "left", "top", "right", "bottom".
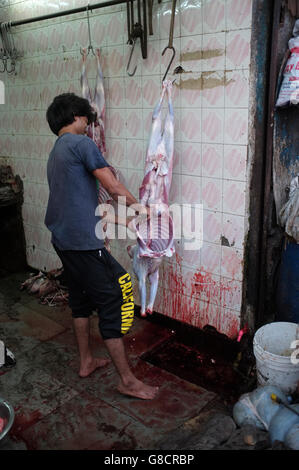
{"left": 128, "top": 80, "right": 175, "bottom": 317}
{"left": 81, "top": 48, "right": 122, "bottom": 252}
{"left": 81, "top": 48, "right": 106, "bottom": 156}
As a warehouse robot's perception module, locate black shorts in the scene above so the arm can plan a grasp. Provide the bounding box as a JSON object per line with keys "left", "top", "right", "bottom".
{"left": 54, "top": 246, "right": 134, "bottom": 340}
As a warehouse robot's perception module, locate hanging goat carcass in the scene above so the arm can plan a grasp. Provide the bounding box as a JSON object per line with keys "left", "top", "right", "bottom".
{"left": 128, "top": 80, "right": 175, "bottom": 317}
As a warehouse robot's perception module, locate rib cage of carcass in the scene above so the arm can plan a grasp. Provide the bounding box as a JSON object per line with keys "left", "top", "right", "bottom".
{"left": 133, "top": 80, "right": 175, "bottom": 259}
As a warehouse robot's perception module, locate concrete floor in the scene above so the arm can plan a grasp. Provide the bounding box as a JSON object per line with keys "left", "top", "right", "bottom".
{"left": 0, "top": 270, "right": 223, "bottom": 451}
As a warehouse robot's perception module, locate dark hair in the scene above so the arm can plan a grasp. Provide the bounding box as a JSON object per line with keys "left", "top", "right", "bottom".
{"left": 46, "top": 93, "right": 96, "bottom": 135}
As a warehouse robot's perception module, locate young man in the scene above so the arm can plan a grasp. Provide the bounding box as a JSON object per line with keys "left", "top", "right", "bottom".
{"left": 45, "top": 93, "right": 158, "bottom": 400}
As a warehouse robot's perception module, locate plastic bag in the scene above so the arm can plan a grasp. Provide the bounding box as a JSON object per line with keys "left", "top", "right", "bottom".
{"left": 232, "top": 386, "right": 289, "bottom": 431}
{"left": 285, "top": 423, "right": 299, "bottom": 450}
{"left": 276, "top": 19, "right": 299, "bottom": 107}
{"left": 268, "top": 404, "right": 299, "bottom": 445}
{"left": 279, "top": 174, "right": 299, "bottom": 242}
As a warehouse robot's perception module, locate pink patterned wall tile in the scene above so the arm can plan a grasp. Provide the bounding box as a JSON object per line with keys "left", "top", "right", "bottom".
{"left": 201, "top": 177, "right": 222, "bottom": 211}
{"left": 203, "top": 0, "right": 226, "bottom": 33}
{"left": 180, "top": 35, "right": 202, "bottom": 73}
{"left": 200, "top": 242, "right": 221, "bottom": 275}
{"left": 226, "top": 0, "right": 252, "bottom": 30}
{"left": 169, "top": 174, "right": 181, "bottom": 204}
{"left": 90, "top": 15, "right": 107, "bottom": 47}
{"left": 60, "top": 22, "right": 76, "bottom": 51}
{"left": 126, "top": 109, "right": 144, "bottom": 139}
{"left": 48, "top": 25, "right": 63, "bottom": 54}
{"left": 181, "top": 174, "right": 201, "bottom": 204}
{"left": 222, "top": 213, "right": 245, "bottom": 249}
{"left": 180, "top": 243, "right": 201, "bottom": 268}
{"left": 219, "top": 307, "right": 240, "bottom": 339}
{"left": 193, "top": 274, "right": 222, "bottom": 308}
{"left": 126, "top": 169, "right": 144, "bottom": 200}
{"left": 127, "top": 140, "right": 144, "bottom": 170}
{"left": 64, "top": 54, "right": 80, "bottom": 81}
{"left": 223, "top": 145, "right": 247, "bottom": 181}
{"left": 125, "top": 76, "right": 142, "bottom": 108}
{"left": 202, "top": 109, "right": 224, "bottom": 144}
{"left": 202, "top": 71, "right": 225, "bottom": 107}
{"left": 225, "top": 70, "right": 249, "bottom": 108}
{"left": 202, "top": 144, "right": 222, "bottom": 178}
{"left": 180, "top": 73, "right": 201, "bottom": 108}
{"left": 201, "top": 33, "right": 225, "bottom": 72}
{"left": 142, "top": 108, "right": 154, "bottom": 137}
{"left": 220, "top": 277, "right": 242, "bottom": 310}
{"left": 106, "top": 109, "right": 126, "bottom": 138}
{"left": 106, "top": 45, "right": 124, "bottom": 77}
{"left": 142, "top": 40, "right": 161, "bottom": 76}
{"left": 142, "top": 76, "right": 162, "bottom": 108}
{"left": 202, "top": 210, "right": 222, "bottom": 244}
{"left": 224, "top": 108, "right": 248, "bottom": 145}
{"left": 181, "top": 142, "right": 201, "bottom": 176}
{"left": 226, "top": 30, "right": 251, "bottom": 69}
{"left": 223, "top": 180, "right": 246, "bottom": 215}
{"left": 197, "top": 300, "right": 222, "bottom": 331}
{"left": 221, "top": 245, "right": 243, "bottom": 280}
{"left": 181, "top": 109, "right": 201, "bottom": 142}
{"left": 181, "top": 0, "right": 203, "bottom": 36}
{"left": 107, "top": 78, "right": 125, "bottom": 108}
{"left": 159, "top": 1, "right": 181, "bottom": 40}
{"left": 106, "top": 139, "right": 126, "bottom": 168}
{"left": 106, "top": 12, "right": 125, "bottom": 45}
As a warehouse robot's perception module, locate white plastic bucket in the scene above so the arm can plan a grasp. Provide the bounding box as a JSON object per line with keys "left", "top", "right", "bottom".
{"left": 253, "top": 322, "right": 299, "bottom": 394}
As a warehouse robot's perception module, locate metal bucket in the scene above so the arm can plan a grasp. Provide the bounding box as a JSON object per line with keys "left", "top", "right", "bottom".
{"left": 0, "top": 398, "right": 15, "bottom": 441}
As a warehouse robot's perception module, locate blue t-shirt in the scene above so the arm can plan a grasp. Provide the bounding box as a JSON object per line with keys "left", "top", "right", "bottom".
{"left": 45, "top": 133, "right": 109, "bottom": 250}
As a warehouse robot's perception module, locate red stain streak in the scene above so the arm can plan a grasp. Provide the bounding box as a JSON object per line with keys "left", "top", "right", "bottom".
{"left": 11, "top": 408, "right": 43, "bottom": 439}
{"left": 161, "top": 253, "right": 239, "bottom": 338}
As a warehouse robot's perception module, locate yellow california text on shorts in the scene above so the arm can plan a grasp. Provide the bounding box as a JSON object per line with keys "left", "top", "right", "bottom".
{"left": 118, "top": 272, "right": 134, "bottom": 335}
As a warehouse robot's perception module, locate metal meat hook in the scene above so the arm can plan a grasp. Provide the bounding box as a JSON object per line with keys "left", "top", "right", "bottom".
{"left": 161, "top": 0, "right": 177, "bottom": 83}
{"left": 162, "top": 45, "right": 175, "bottom": 83}
{"left": 126, "top": 0, "right": 147, "bottom": 76}
{"left": 80, "top": 3, "right": 96, "bottom": 56}
{"left": 126, "top": 39, "right": 137, "bottom": 76}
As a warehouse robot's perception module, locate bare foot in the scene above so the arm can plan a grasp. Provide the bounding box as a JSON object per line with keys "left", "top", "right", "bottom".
{"left": 79, "top": 357, "right": 111, "bottom": 378}
{"left": 117, "top": 378, "right": 159, "bottom": 400}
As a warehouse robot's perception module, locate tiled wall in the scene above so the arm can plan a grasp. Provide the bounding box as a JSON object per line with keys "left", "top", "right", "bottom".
{"left": 0, "top": 0, "right": 252, "bottom": 338}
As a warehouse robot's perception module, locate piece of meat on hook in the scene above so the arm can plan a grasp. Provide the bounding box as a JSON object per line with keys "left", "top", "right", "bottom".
{"left": 81, "top": 48, "right": 123, "bottom": 252}
{"left": 81, "top": 48, "right": 106, "bottom": 156}
{"left": 128, "top": 80, "right": 175, "bottom": 317}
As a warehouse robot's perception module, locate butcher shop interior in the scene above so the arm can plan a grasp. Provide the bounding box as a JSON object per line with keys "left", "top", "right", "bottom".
{"left": 0, "top": 0, "right": 298, "bottom": 453}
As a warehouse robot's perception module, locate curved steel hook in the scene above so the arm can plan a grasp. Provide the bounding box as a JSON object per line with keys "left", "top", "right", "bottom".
{"left": 161, "top": 46, "right": 175, "bottom": 83}
{"left": 127, "top": 39, "right": 137, "bottom": 76}
{"left": 80, "top": 3, "right": 95, "bottom": 57}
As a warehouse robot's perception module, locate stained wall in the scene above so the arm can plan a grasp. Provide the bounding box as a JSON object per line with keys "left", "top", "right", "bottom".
{"left": 0, "top": 0, "right": 253, "bottom": 337}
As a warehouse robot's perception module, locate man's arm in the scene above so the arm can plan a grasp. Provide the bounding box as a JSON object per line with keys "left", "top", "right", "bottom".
{"left": 93, "top": 167, "right": 138, "bottom": 206}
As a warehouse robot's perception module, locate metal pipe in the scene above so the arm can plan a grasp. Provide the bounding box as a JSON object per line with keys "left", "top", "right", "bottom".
{"left": 7, "top": 0, "right": 133, "bottom": 28}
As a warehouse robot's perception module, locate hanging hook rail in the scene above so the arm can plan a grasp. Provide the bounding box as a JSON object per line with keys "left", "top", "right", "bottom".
{"left": 161, "top": 0, "right": 176, "bottom": 83}
{"left": 6, "top": 0, "right": 140, "bottom": 28}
